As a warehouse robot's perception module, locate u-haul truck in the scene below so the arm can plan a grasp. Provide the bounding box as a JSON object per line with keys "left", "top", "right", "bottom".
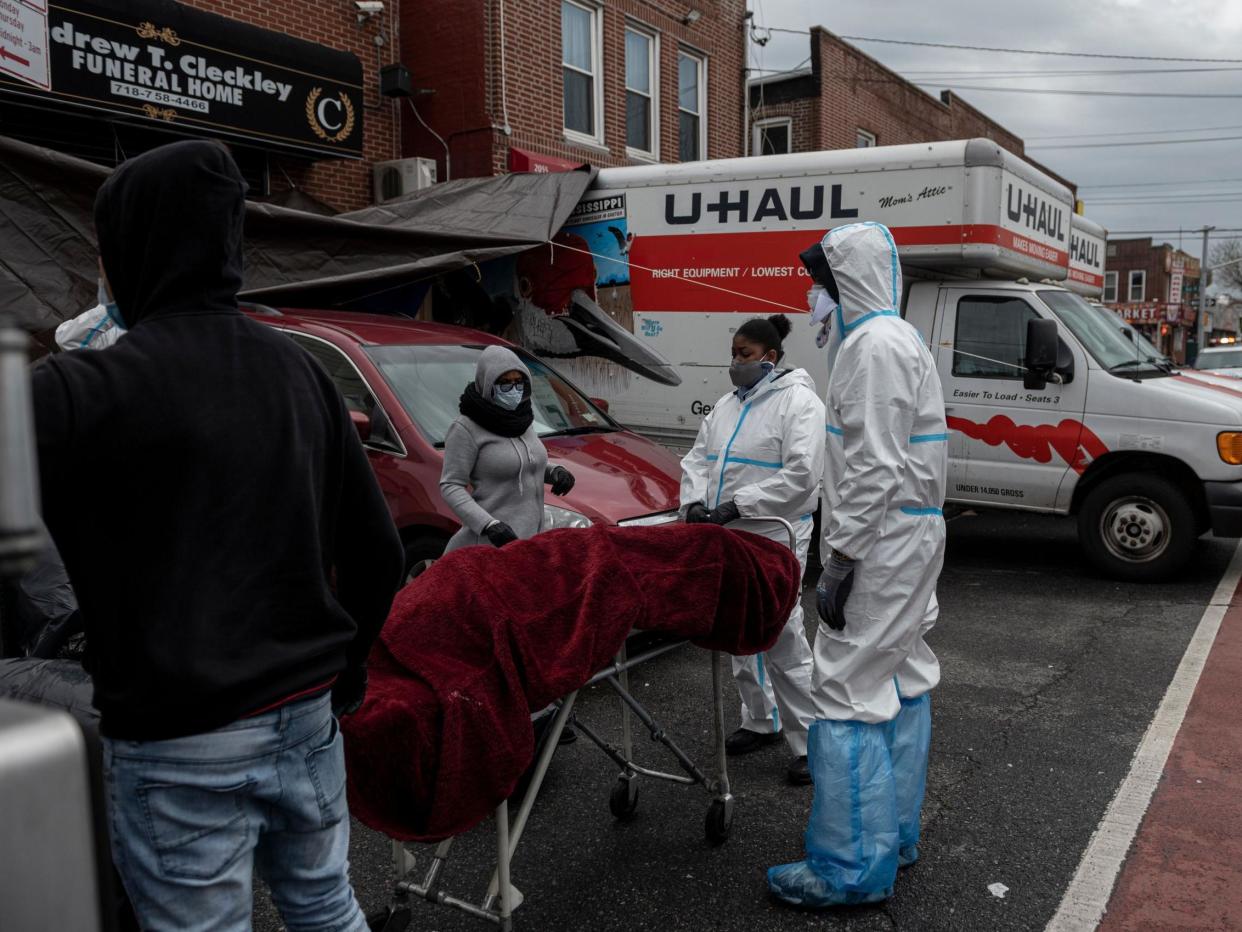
{"left": 561, "top": 139, "right": 1242, "bottom": 580}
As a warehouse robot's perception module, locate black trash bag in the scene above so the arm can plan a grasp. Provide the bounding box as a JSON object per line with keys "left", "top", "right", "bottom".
{"left": 0, "top": 658, "right": 98, "bottom": 731}
{"left": 0, "top": 539, "right": 84, "bottom": 660}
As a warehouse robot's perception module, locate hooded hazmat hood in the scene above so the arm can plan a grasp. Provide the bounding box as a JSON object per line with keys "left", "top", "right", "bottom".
{"left": 93, "top": 140, "right": 247, "bottom": 328}
{"left": 818, "top": 222, "right": 902, "bottom": 332}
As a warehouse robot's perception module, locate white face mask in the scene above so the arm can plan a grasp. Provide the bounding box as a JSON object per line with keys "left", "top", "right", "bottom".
{"left": 807, "top": 285, "right": 826, "bottom": 312}
{"left": 493, "top": 383, "right": 525, "bottom": 410}
{"left": 810, "top": 290, "right": 838, "bottom": 349}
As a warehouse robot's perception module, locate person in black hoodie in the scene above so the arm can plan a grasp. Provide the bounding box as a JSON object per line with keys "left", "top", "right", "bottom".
{"left": 32, "top": 140, "right": 404, "bottom": 932}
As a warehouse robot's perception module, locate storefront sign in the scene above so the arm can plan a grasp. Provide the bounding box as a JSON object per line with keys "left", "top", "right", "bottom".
{"left": 1117, "top": 302, "right": 1165, "bottom": 324}
{"left": 0, "top": 0, "right": 50, "bottom": 90}
{"left": 0, "top": 0, "right": 363, "bottom": 158}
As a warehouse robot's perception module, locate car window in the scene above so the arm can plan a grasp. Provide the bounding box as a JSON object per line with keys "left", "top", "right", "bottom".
{"left": 284, "top": 332, "right": 377, "bottom": 414}
{"left": 952, "top": 296, "right": 1041, "bottom": 379}
{"left": 364, "top": 343, "right": 613, "bottom": 446}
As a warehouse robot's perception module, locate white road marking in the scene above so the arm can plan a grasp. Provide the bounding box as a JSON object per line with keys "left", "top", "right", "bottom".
{"left": 1046, "top": 539, "right": 1242, "bottom": 932}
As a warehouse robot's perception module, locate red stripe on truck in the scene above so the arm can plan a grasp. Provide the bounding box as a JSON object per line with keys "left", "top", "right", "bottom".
{"left": 627, "top": 225, "right": 1067, "bottom": 314}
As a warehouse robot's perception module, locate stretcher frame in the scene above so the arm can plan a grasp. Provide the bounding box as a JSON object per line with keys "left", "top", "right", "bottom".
{"left": 371, "top": 516, "right": 797, "bottom": 931}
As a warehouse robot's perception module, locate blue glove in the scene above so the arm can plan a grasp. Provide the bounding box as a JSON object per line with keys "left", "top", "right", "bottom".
{"left": 816, "top": 552, "right": 856, "bottom": 631}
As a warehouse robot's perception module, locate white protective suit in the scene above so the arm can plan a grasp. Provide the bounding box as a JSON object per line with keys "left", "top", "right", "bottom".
{"left": 768, "top": 222, "right": 948, "bottom": 908}
{"left": 54, "top": 305, "right": 125, "bottom": 351}
{"left": 680, "top": 368, "right": 824, "bottom": 757}
{"left": 816, "top": 222, "right": 947, "bottom": 722}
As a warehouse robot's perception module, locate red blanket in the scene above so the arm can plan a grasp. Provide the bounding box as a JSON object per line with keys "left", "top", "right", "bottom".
{"left": 342, "top": 523, "right": 801, "bottom": 841}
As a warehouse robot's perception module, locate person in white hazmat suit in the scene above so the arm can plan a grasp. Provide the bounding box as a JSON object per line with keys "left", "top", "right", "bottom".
{"left": 768, "top": 223, "right": 948, "bottom": 906}
{"left": 53, "top": 280, "right": 127, "bottom": 351}
{"left": 680, "top": 313, "right": 824, "bottom": 785}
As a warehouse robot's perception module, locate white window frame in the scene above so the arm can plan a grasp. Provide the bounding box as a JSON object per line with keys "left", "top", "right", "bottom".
{"left": 624, "top": 24, "right": 659, "bottom": 161}
{"left": 752, "top": 116, "right": 793, "bottom": 156}
{"left": 677, "top": 49, "right": 707, "bottom": 162}
{"left": 856, "top": 128, "right": 876, "bottom": 148}
{"left": 1129, "top": 269, "right": 1146, "bottom": 302}
{"left": 562, "top": 0, "right": 605, "bottom": 147}
{"left": 1103, "top": 270, "right": 1118, "bottom": 303}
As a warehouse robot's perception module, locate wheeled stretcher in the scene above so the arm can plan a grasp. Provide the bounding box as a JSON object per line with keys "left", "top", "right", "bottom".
{"left": 368, "top": 517, "right": 797, "bottom": 931}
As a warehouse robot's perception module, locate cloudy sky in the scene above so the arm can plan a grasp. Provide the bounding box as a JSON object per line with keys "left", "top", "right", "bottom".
{"left": 749, "top": 0, "right": 1242, "bottom": 252}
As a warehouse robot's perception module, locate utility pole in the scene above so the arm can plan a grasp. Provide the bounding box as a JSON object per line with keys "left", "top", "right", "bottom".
{"left": 742, "top": 9, "right": 752, "bottom": 158}
{"left": 1194, "top": 225, "right": 1215, "bottom": 366}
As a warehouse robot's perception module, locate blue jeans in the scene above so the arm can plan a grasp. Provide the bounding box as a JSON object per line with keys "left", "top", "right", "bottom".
{"left": 102, "top": 692, "right": 367, "bottom": 932}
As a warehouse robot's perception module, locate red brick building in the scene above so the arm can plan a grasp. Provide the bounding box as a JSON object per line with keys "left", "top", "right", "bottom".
{"left": 747, "top": 26, "right": 1075, "bottom": 195}
{"left": 398, "top": 0, "right": 747, "bottom": 179}
{"left": 1104, "top": 238, "right": 1204, "bottom": 362}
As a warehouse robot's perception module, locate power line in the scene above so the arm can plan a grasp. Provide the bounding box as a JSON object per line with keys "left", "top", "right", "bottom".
{"left": 1029, "top": 134, "right": 1242, "bottom": 150}
{"left": 1108, "top": 228, "right": 1242, "bottom": 235}
{"left": 835, "top": 33, "right": 1242, "bottom": 64}
{"left": 916, "top": 83, "right": 1242, "bottom": 99}
{"left": 1030, "top": 125, "right": 1242, "bottom": 142}
{"left": 904, "top": 66, "right": 1242, "bottom": 78}
{"left": 1080, "top": 177, "right": 1242, "bottom": 190}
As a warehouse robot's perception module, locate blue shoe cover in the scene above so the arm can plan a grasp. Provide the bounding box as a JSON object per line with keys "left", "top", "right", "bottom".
{"left": 885, "top": 694, "right": 932, "bottom": 860}
{"left": 768, "top": 860, "right": 892, "bottom": 907}
{"left": 898, "top": 845, "right": 919, "bottom": 868}
{"left": 767, "top": 720, "right": 898, "bottom": 907}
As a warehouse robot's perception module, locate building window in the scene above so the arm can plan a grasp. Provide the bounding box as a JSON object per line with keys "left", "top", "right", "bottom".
{"left": 1107, "top": 243, "right": 1118, "bottom": 258}
{"left": 753, "top": 118, "right": 792, "bottom": 156}
{"left": 1129, "top": 270, "right": 1146, "bottom": 302}
{"left": 678, "top": 50, "right": 706, "bottom": 161}
{"left": 856, "top": 128, "right": 876, "bottom": 148}
{"left": 1103, "top": 271, "right": 1118, "bottom": 303}
{"left": 625, "top": 27, "right": 656, "bottom": 158}
{"left": 562, "top": 1, "right": 602, "bottom": 143}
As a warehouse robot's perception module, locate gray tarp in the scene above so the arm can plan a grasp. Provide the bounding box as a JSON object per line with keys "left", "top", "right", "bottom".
{"left": 0, "top": 135, "right": 595, "bottom": 350}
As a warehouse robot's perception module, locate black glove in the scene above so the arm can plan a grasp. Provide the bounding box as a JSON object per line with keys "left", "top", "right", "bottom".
{"left": 483, "top": 521, "right": 518, "bottom": 548}
{"left": 547, "top": 465, "right": 575, "bottom": 496}
{"left": 706, "top": 500, "right": 741, "bottom": 526}
{"left": 815, "top": 553, "right": 857, "bottom": 631}
{"left": 685, "top": 502, "right": 711, "bottom": 524}
{"left": 331, "top": 664, "right": 368, "bottom": 718}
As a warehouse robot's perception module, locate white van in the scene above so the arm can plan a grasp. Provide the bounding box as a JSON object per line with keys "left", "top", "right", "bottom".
{"left": 558, "top": 140, "right": 1242, "bottom": 580}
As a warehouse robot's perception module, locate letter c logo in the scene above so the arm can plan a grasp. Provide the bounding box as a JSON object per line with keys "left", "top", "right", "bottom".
{"left": 317, "top": 96, "right": 343, "bottom": 131}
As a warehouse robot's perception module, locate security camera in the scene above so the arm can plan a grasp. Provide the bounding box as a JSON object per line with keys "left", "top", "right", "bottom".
{"left": 355, "top": 1, "right": 384, "bottom": 13}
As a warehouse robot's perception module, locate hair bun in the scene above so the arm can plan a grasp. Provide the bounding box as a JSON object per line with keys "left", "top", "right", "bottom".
{"left": 767, "top": 314, "right": 792, "bottom": 340}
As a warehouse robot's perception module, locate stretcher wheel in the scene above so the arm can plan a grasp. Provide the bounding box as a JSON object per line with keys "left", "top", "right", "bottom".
{"left": 705, "top": 799, "right": 732, "bottom": 845}
{"left": 609, "top": 776, "right": 640, "bottom": 820}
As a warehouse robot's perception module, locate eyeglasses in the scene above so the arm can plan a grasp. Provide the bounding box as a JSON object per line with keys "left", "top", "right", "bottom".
{"left": 495, "top": 378, "right": 524, "bottom": 388}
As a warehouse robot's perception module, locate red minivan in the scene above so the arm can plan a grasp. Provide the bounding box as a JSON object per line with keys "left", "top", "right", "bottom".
{"left": 245, "top": 306, "right": 684, "bottom": 576}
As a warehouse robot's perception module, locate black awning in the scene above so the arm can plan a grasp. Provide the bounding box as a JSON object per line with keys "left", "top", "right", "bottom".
{"left": 0, "top": 134, "right": 596, "bottom": 348}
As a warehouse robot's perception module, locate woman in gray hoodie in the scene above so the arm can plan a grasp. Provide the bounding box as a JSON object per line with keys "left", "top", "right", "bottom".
{"left": 440, "top": 345, "right": 576, "bottom": 552}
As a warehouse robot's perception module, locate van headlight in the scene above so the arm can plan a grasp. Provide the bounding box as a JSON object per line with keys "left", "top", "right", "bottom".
{"left": 544, "top": 503, "right": 592, "bottom": 529}
{"left": 1219, "top": 432, "right": 1242, "bottom": 464}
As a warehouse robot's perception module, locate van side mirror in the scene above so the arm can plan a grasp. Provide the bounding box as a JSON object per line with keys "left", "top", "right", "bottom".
{"left": 590, "top": 397, "right": 610, "bottom": 414}
{"left": 1023, "top": 318, "right": 1059, "bottom": 390}
{"left": 349, "top": 409, "right": 372, "bottom": 442}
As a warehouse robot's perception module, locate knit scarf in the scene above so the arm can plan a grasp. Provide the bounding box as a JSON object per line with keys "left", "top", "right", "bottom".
{"left": 459, "top": 382, "right": 535, "bottom": 437}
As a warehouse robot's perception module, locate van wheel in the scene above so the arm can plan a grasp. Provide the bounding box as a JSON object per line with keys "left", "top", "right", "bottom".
{"left": 403, "top": 535, "right": 446, "bottom": 584}
{"left": 1078, "top": 474, "right": 1196, "bottom": 582}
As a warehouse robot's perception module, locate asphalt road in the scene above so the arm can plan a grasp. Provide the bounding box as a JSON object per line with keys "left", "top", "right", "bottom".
{"left": 255, "top": 512, "right": 1236, "bottom": 931}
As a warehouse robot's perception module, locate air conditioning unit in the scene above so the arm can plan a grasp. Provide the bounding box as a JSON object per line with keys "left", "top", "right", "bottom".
{"left": 372, "top": 157, "right": 437, "bottom": 203}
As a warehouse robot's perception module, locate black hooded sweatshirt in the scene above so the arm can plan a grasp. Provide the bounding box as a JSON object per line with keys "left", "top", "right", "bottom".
{"left": 32, "top": 141, "right": 405, "bottom": 740}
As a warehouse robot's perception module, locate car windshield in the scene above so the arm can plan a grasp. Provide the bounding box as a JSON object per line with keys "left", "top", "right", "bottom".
{"left": 1039, "top": 290, "right": 1168, "bottom": 376}
{"left": 364, "top": 343, "right": 617, "bottom": 446}
{"left": 1199, "top": 349, "right": 1242, "bottom": 369}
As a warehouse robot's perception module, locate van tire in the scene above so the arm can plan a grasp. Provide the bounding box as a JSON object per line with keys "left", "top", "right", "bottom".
{"left": 403, "top": 535, "right": 447, "bottom": 584}
{"left": 1078, "top": 473, "right": 1196, "bottom": 582}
